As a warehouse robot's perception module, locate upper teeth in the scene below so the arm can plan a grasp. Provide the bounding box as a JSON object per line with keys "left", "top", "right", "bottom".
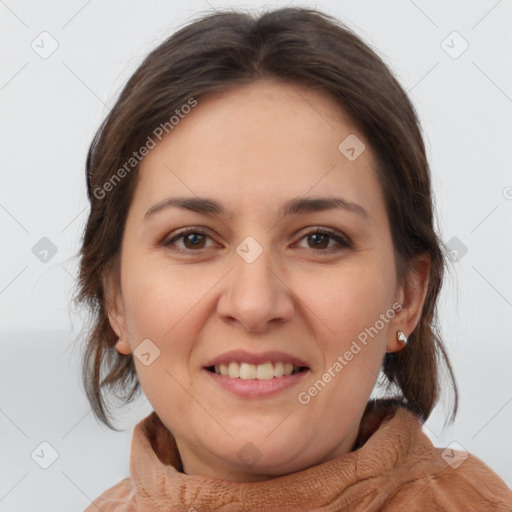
{"left": 214, "top": 361, "right": 300, "bottom": 379}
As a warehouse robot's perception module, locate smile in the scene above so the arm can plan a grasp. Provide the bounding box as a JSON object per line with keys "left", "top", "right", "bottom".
{"left": 207, "top": 361, "right": 307, "bottom": 379}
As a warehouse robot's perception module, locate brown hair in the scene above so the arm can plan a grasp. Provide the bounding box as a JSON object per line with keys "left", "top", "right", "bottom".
{"left": 74, "top": 6, "right": 458, "bottom": 429}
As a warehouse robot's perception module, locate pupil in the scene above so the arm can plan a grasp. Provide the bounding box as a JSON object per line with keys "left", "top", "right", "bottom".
{"left": 310, "top": 233, "right": 327, "bottom": 248}
{"left": 186, "top": 233, "right": 203, "bottom": 248}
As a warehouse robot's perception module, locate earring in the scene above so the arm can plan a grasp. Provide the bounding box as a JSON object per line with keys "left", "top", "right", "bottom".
{"left": 396, "top": 330, "right": 408, "bottom": 345}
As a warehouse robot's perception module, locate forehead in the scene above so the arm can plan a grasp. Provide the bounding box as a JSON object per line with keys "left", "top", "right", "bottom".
{"left": 133, "top": 79, "right": 382, "bottom": 219}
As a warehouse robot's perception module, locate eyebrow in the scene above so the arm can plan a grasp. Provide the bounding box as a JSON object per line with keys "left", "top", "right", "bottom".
{"left": 144, "top": 195, "right": 369, "bottom": 220}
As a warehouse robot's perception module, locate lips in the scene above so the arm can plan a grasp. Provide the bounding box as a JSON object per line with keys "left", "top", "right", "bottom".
{"left": 203, "top": 358, "right": 310, "bottom": 397}
{"left": 203, "top": 349, "right": 309, "bottom": 369}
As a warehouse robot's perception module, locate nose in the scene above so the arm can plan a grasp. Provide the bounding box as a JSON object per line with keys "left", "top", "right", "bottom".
{"left": 216, "top": 239, "right": 295, "bottom": 333}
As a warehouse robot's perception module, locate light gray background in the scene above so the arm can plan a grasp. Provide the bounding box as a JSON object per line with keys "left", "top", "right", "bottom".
{"left": 1, "top": 0, "right": 511, "bottom": 510}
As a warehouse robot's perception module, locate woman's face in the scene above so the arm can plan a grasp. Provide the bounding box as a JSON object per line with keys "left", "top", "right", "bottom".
{"left": 108, "top": 79, "right": 426, "bottom": 482}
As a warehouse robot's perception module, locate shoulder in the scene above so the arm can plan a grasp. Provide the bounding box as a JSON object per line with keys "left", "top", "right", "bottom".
{"left": 385, "top": 447, "right": 512, "bottom": 511}
{"left": 430, "top": 449, "right": 511, "bottom": 507}
{"left": 83, "top": 478, "right": 137, "bottom": 512}
{"left": 364, "top": 403, "right": 512, "bottom": 511}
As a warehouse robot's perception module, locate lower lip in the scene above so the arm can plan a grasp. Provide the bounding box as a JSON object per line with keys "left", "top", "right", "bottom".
{"left": 203, "top": 368, "right": 310, "bottom": 397}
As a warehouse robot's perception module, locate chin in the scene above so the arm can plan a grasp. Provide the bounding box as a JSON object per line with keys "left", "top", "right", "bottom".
{"left": 240, "top": 452, "right": 319, "bottom": 479}
{"left": 219, "top": 436, "right": 310, "bottom": 476}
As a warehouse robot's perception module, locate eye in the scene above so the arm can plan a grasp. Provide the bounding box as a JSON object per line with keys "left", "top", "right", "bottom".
{"left": 163, "top": 228, "right": 215, "bottom": 252}
{"left": 295, "top": 227, "right": 352, "bottom": 251}
{"left": 163, "top": 226, "right": 352, "bottom": 253}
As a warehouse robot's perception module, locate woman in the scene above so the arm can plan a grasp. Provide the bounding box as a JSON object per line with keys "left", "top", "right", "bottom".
{"left": 76, "top": 6, "right": 512, "bottom": 511}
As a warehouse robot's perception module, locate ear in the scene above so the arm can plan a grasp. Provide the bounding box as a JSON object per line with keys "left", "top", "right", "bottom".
{"left": 387, "top": 253, "right": 431, "bottom": 353}
{"left": 102, "top": 267, "right": 132, "bottom": 356}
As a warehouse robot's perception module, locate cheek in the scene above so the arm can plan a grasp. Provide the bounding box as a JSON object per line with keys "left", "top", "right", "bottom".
{"left": 121, "top": 256, "right": 210, "bottom": 338}
{"left": 296, "top": 263, "right": 394, "bottom": 411}
{"left": 304, "top": 258, "right": 395, "bottom": 338}
{"left": 119, "top": 258, "right": 218, "bottom": 405}
{"left": 121, "top": 257, "right": 201, "bottom": 420}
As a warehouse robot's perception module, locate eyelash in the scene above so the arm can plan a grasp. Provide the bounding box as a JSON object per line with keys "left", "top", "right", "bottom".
{"left": 163, "top": 227, "right": 352, "bottom": 254}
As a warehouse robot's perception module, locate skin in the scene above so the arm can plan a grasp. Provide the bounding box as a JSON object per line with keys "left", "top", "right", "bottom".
{"left": 106, "top": 79, "right": 430, "bottom": 482}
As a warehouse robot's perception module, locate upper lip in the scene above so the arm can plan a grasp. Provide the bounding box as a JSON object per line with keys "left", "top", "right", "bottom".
{"left": 204, "top": 350, "right": 309, "bottom": 368}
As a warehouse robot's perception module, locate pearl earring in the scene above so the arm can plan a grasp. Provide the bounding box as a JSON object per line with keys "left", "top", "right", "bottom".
{"left": 396, "top": 330, "right": 408, "bottom": 345}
